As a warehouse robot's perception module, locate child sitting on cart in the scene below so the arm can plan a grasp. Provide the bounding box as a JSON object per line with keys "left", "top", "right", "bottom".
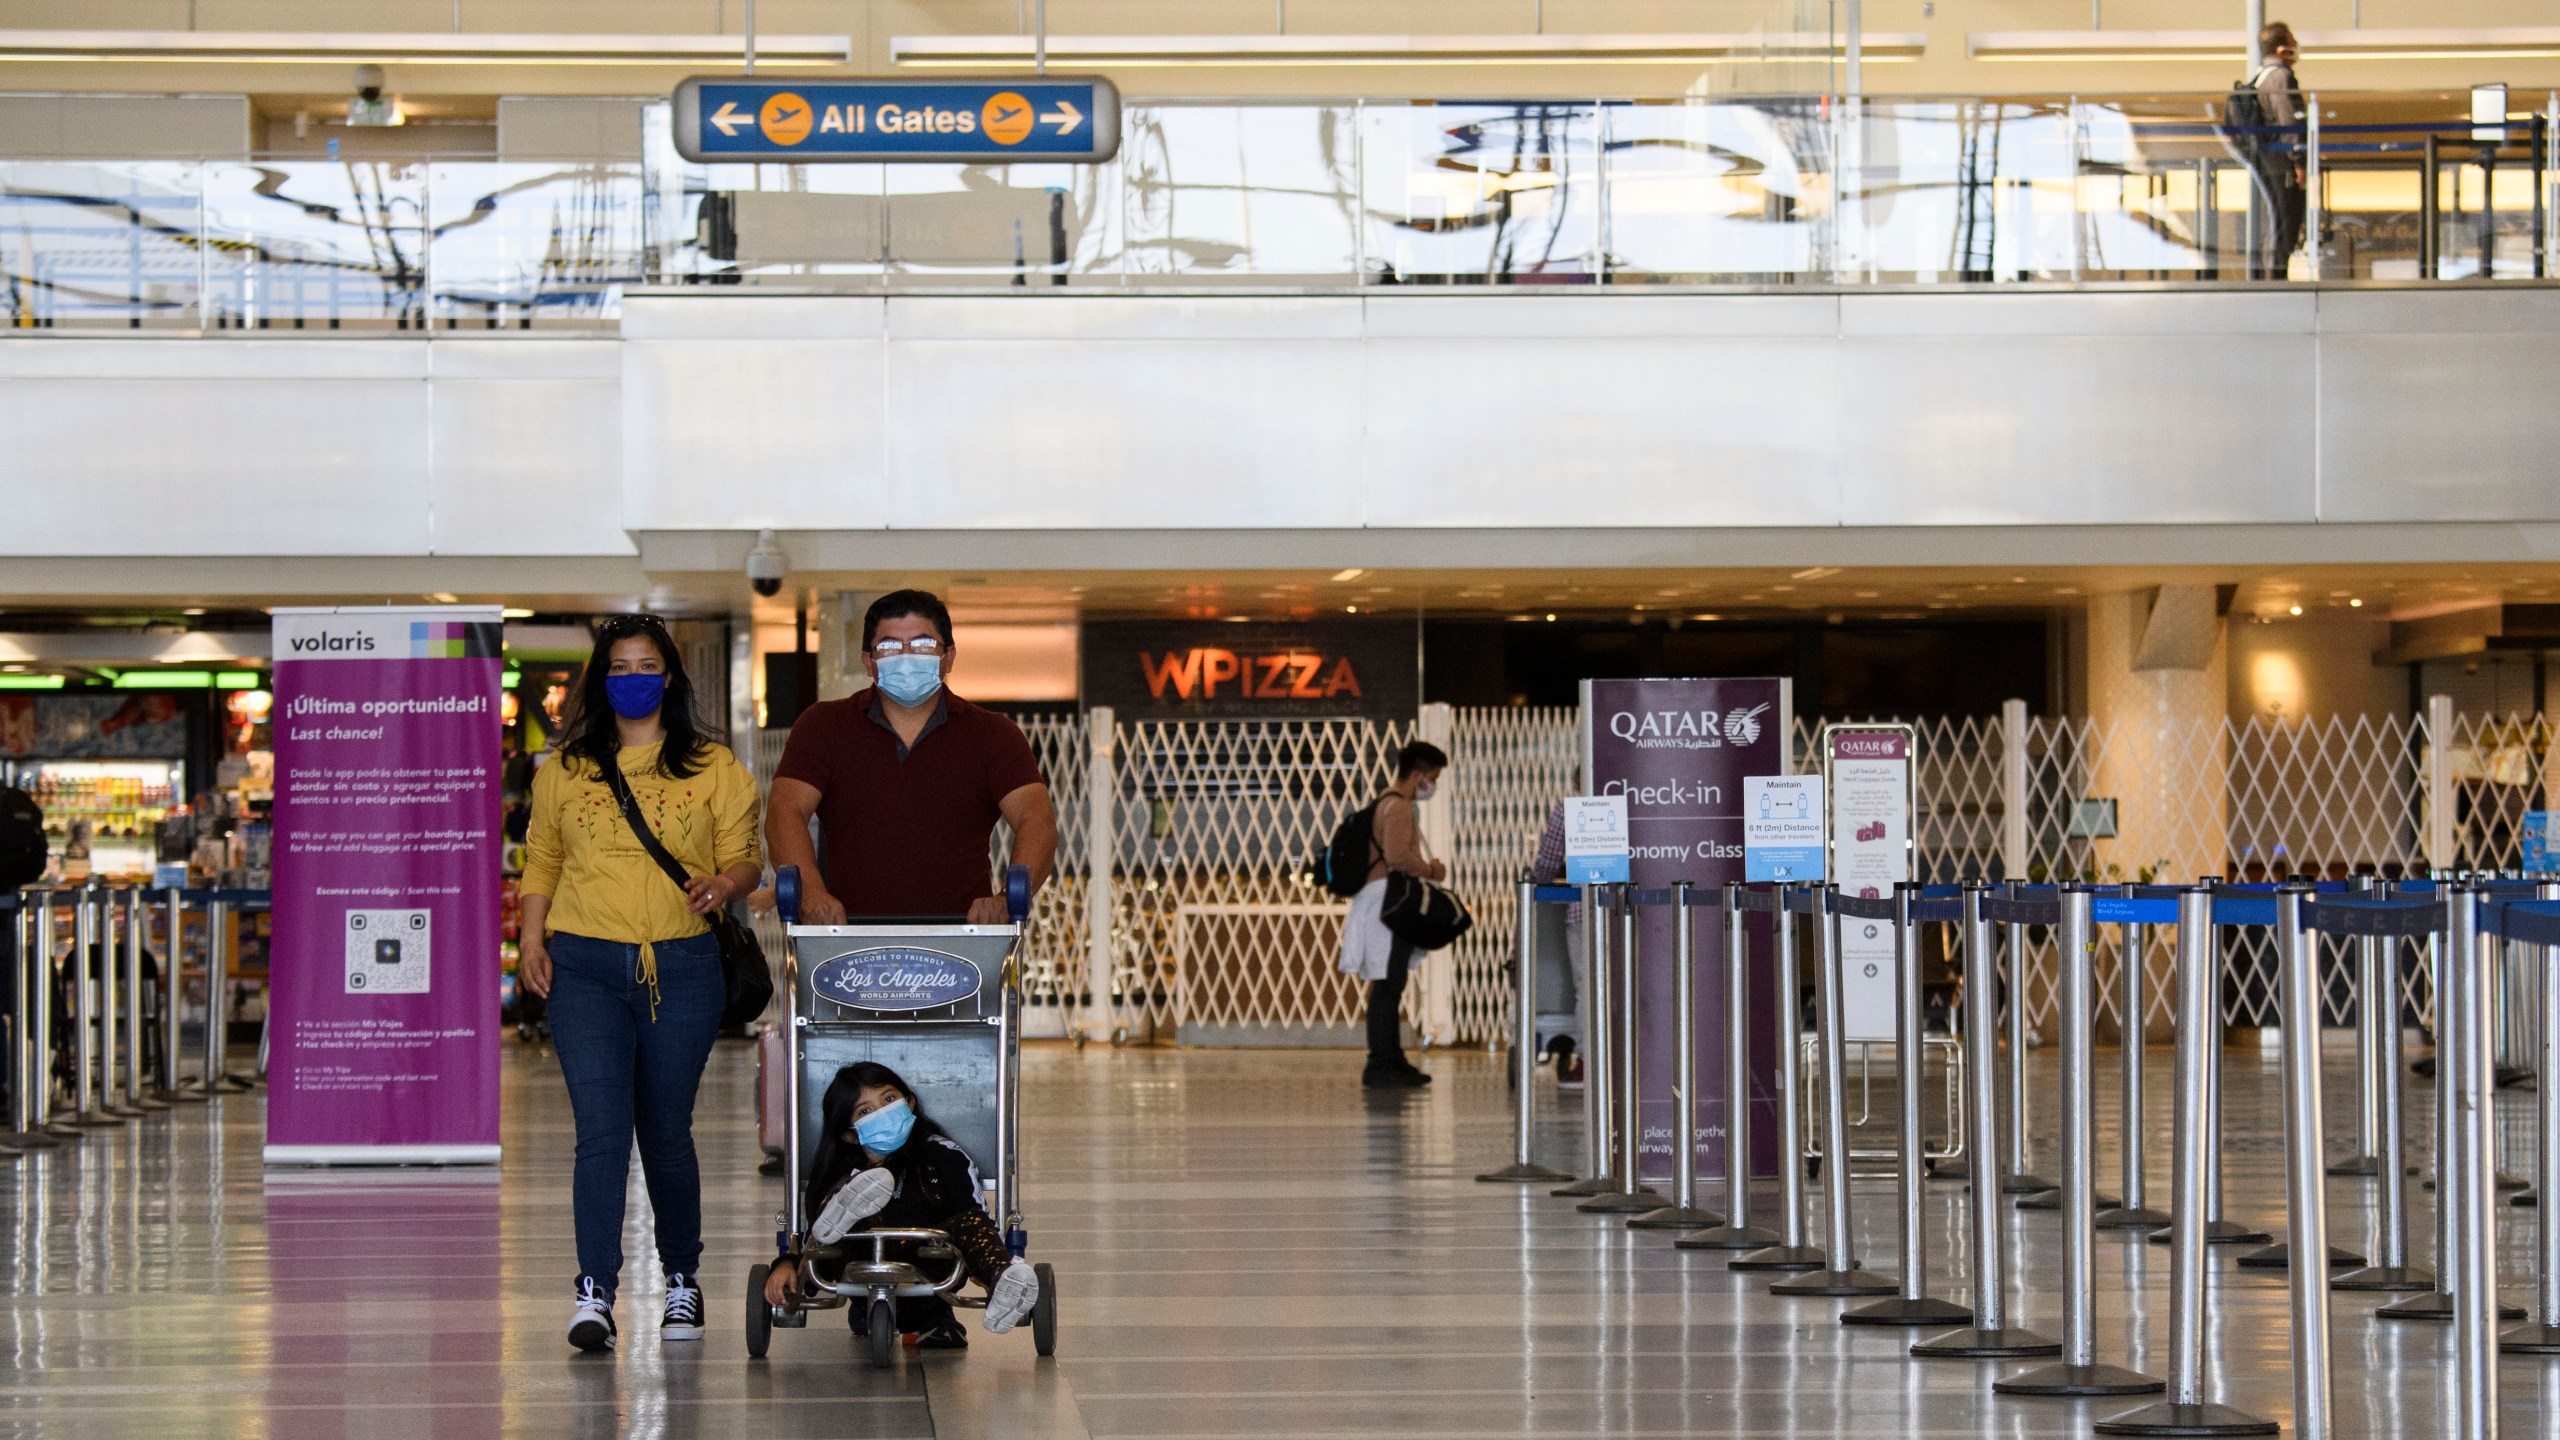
{"left": 762, "top": 1061, "right": 1040, "bottom": 1349}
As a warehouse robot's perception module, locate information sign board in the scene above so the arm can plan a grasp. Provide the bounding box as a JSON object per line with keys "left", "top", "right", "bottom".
{"left": 1826, "top": 725, "right": 1914, "bottom": 1042}
{"left": 1563, "top": 794, "right": 1631, "bottom": 884}
{"left": 672, "top": 76, "right": 1121, "bottom": 162}
{"left": 1743, "top": 775, "right": 1825, "bottom": 883}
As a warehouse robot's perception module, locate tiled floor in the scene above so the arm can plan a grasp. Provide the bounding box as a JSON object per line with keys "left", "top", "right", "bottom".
{"left": 1, "top": 1036, "right": 2554, "bottom": 1438}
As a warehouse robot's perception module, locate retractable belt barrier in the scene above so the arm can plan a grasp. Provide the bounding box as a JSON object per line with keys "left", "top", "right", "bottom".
{"left": 1838, "top": 885, "right": 1974, "bottom": 1326}
{"left": 1771, "top": 887, "right": 1899, "bottom": 1298}
{"left": 1579, "top": 890, "right": 1665, "bottom": 1217}
{"left": 0, "top": 885, "right": 254, "bottom": 1154}
{"left": 1677, "top": 884, "right": 1782, "bottom": 1250}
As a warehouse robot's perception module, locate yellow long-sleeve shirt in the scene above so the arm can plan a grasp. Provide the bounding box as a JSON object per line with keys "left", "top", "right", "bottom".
{"left": 519, "top": 740, "right": 763, "bottom": 945}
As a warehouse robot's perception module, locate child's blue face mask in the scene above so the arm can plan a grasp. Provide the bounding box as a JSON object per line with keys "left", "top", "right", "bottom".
{"left": 854, "top": 1099, "right": 915, "bottom": 1155}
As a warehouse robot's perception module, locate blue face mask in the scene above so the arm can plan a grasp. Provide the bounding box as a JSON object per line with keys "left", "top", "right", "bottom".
{"left": 874, "top": 654, "right": 943, "bottom": 708}
{"left": 854, "top": 1099, "right": 915, "bottom": 1156}
{"left": 603, "top": 672, "right": 666, "bottom": 720}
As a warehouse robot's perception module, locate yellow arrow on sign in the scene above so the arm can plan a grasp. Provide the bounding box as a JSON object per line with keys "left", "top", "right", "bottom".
{"left": 708, "top": 101, "right": 753, "bottom": 136}
{"left": 1039, "top": 99, "right": 1082, "bottom": 135}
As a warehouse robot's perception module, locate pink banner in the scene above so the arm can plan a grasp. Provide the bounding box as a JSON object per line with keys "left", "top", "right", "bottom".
{"left": 266, "top": 607, "right": 503, "bottom": 1164}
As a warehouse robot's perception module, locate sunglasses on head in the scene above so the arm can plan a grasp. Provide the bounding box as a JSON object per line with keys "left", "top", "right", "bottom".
{"left": 596, "top": 614, "right": 670, "bottom": 638}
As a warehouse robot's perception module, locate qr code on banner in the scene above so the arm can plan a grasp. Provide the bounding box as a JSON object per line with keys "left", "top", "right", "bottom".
{"left": 344, "top": 910, "right": 431, "bottom": 995}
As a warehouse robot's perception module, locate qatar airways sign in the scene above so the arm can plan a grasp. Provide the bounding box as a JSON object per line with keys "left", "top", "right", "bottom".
{"left": 1081, "top": 620, "right": 1416, "bottom": 719}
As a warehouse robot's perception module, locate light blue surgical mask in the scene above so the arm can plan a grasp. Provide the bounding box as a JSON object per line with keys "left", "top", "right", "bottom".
{"left": 854, "top": 1099, "right": 915, "bottom": 1155}
{"left": 874, "top": 654, "right": 943, "bottom": 708}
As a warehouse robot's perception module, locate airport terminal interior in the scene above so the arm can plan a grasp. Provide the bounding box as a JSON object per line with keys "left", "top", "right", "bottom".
{"left": 8, "top": 0, "right": 2560, "bottom": 1436}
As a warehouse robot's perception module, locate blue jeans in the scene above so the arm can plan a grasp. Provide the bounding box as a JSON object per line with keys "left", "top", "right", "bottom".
{"left": 547, "top": 929, "right": 724, "bottom": 1298}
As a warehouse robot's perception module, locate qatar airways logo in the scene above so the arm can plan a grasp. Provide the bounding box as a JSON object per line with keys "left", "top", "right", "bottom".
{"left": 1831, "top": 734, "right": 1907, "bottom": 760}
{"left": 808, "top": 948, "right": 983, "bottom": 1012}
{"left": 1608, "top": 702, "right": 1771, "bottom": 750}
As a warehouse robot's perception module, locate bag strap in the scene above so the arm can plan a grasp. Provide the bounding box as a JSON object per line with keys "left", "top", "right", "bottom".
{"left": 597, "top": 754, "right": 696, "bottom": 900}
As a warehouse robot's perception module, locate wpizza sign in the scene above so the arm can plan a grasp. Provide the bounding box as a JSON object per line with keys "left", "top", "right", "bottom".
{"left": 1082, "top": 621, "right": 1416, "bottom": 718}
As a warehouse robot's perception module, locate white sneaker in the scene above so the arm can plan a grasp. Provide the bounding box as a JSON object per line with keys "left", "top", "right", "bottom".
{"left": 568, "top": 1277, "right": 617, "bottom": 1352}
{"left": 983, "top": 1258, "right": 1040, "bottom": 1334}
{"left": 662, "top": 1272, "right": 704, "bottom": 1342}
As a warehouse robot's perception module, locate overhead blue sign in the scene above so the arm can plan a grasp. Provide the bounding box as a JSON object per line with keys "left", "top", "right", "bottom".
{"left": 671, "top": 76, "right": 1121, "bottom": 163}
{"left": 808, "top": 948, "right": 984, "bottom": 1012}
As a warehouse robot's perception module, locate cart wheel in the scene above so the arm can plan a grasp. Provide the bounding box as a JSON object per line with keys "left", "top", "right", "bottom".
{"left": 867, "top": 1297, "right": 897, "bottom": 1370}
{"left": 746, "top": 1264, "right": 772, "bottom": 1359}
{"left": 1110, "top": 1027, "right": 1128, "bottom": 1049}
{"left": 1032, "top": 1263, "right": 1057, "bottom": 1357}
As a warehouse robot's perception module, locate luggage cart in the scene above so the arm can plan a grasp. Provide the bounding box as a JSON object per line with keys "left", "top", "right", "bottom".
{"left": 747, "top": 863, "right": 1058, "bottom": 1368}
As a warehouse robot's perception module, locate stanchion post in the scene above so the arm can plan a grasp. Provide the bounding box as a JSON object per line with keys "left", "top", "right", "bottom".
{"left": 68, "top": 885, "right": 114, "bottom": 1128}
{"left": 2098, "top": 890, "right": 2170, "bottom": 1229}
{"left": 1843, "top": 885, "right": 1973, "bottom": 1325}
{"left": 2341, "top": 902, "right": 2431, "bottom": 1292}
{"left": 34, "top": 890, "right": 68, "bottom": 1138}
{"left": 2096, "top": 888, "right": 2275, "bottom": 1436}
{"left": 203, "top": 896, "right": 231, "bottom": 1094}
{"left": 156, "top": 888, "right": 197, "bottom": 1102}
{"left": 1996, "top": 886, "right": 2162, "bottom": 1396}
{"left": 1481, "top": 881, "right": 1572, "bottom": 1184}
{"left": 2332, "top": 875, "right": 2386, "bottom": 1176}
{"left": 1582, "top": 890, "right": 1663, "bottom": 1213}
{"left": 117, "top": 888, "right": 155, "bottom": 1112}
{"left": 1772, "top": 887, "right": 1896, "bottom": 1297}
{"left": 1632, "top": 883, "right": 1720, "bottom": 1226}
{"left": 2506, "top": 877, "right": 2560, "bottom": 1350}
{"left": 2378, "top": 910, "right": 2506, "bottom": 1319}
{"left": 1733, "top": 886, "right": 1827, "bottom": 1271}
{"left": 2151, "top": 878, "right": 2270, "bottom": 1251}
{"left": 2274, "top": 886, "right": 2338, "bottom": 1435}
{"left": 1679, "top": 883, "right": 1777, "bottom": 1248}
{"left": 1914, "top": 882, "right": 2057, "bottom": 1358}
{"left": 2003, "top": 880, "right": 2056, "bottom": 1194}
{"left": 2450, "top": 885, "right": 2498, "bottom": 1438}
{"left": 2, "top": 900, "right": 40, "bottom": 1151}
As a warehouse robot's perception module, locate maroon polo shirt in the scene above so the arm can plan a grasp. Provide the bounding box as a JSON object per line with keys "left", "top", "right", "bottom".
{"left": 774, "top": 688, "right": 1046, "bottom": 917}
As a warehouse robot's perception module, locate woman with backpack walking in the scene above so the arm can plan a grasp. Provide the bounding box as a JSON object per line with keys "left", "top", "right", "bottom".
{"left": 1336, "top": 741, "right": 1449, "bottom": 1089}
{"left": 518, "top": 613, "right": 764, "bottom": 1352}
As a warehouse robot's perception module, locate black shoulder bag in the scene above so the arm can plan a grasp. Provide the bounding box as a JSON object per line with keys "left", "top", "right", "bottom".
{"left": 599, "top": 755, "right": 775, "bottom": 1028}
{"left": 1374, "top": 793, "right": 1475, "bottom": 952}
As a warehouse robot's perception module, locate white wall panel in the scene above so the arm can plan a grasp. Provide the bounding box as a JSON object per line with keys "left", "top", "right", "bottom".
{"left": 2315, "top": 290, "right": 2560, "bottom": 524}
{"left": 430, "top": 340, "right": 632, "bottom": 557}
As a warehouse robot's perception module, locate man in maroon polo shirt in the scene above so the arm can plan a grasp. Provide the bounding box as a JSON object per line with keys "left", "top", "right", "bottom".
{"left": 765, "top": 590, "right": 1056, "bottom": 924}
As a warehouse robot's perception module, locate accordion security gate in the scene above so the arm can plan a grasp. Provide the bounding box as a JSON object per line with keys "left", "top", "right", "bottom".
{"left": 962, "top": 698, "right": 2544, "bottom": 1048}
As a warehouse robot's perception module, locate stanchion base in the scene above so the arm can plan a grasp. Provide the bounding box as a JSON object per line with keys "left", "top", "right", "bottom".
{"left": 105, "top": 1104, "right": 147, "bottom": 1119}
{"left": 2232, "top": 1241, "right": 2365, "bottom": 1270}
{"left": 1551, "top": 1176, "right": 1618, "bottom": 1198}
{"left": 1994, "top": 1362, "right": 2165, "bottom": 1397}
{"left": 2326, "top": 1153, "right": 2383, "bottom": 1177}
{"left": 1625, "top": 1205, "right": 1723, "bottom": 1230}
{"left": 1475, "top": 1163, "right": 1575, "bottom": 1183}
{"left": 2094, "top": 1205, "right": 2175, "bottom": 1230}
{"left": 68, "top": 1111, "right": 123, "bottom": 1130}
{"left": 1909, "top": 1325, "right": 2061, "bottom": 1359}
{"left": 1728, "top": 1244, "right": 1830, "bottom": 1272}
{"left": 1769, "top": 1267, "right": 1898, "bottom": 1297}
{"left": 4, "top": 1130, "right": 62, "bottom": 1151}
{"left": 1841, "top": 1295, "right": 1975, "bottom": 1326}
{"left": 2494, "top": 1065, "right": 2535, "bottom": 1090}
{"left": 2092, "top": 1401, "right": 2280, "bottom": 1436}
{"left": 131, "top": 1097, "right": 171, "bottom": 1112}
{"left": 1674, "top": 1223, "right": 1783, "bottom": 1250}
{"left": 2148, "top": 1220, "right": 2272, "bottom": 1247}
{"left": 2500, "top": 1323, "right": 2560, "bottom": 1354}
{"left": 2510, "top": 1188, "right": 2541, "bottom": 1208}
{"left": 2019, "top": 1188, "right": 2121, "bottom": 1212}
{"left": 2375, "top": 1290, "right": 2526, "bottom": 1322}
{"left": 1575, "top": 1188, "right": 1666, "bottom": 1214}
{"left": 2333, "top": 1264, "right": 2437, "bottom": 1292}
{"left": 2001, "top": 1170, "right": 2060, "bottom": 1195}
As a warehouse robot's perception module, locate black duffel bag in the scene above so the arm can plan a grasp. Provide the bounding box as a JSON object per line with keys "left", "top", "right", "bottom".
{"left": 1381, "top": 871, "right": 1473, "bottom": 952}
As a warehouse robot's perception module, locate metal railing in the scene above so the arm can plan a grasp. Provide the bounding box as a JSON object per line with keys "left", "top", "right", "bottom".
{"left": 4, "top": 90, "right": 2553, "bottom": 330}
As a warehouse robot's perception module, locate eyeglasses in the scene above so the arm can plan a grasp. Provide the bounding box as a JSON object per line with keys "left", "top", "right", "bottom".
{"left": 870, "top": 637, "right": 944, "bottom": 658}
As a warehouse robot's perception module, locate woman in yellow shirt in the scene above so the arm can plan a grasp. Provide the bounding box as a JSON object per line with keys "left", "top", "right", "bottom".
{"left": 518, "top": 614, "right": 762, "bottom": 1353}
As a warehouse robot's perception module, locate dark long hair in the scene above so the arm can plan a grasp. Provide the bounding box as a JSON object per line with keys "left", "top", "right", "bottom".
{"left": 557, "top": 613, "right": 712, "bottom": 780}
{"left": 802, "top": 1061, "right": 958, "bottom": 1220}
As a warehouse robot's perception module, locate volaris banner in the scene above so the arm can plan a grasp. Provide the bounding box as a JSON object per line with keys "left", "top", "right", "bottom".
{"left": 1583, "top": 677, "right": 1790, "bottom": 1183}
{"left": 266, "top": 606, "right": 503, "bottom": 1165}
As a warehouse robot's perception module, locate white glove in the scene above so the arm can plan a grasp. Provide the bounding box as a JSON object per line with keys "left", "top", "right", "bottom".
{"left": 811, "top": 1168, "right": 894, "bottom": 1244}
{"left": 983, "top": 1258, "right": 1040, "bottom": 1334}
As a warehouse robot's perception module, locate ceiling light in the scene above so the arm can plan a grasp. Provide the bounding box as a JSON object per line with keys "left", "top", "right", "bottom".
{"left": 0, "top": 29, "right": 855, "bottom": 65}
{"left": 1692, "top": 613, "right": 1722, "bottom": 622}
{"left": 428, "top": 592, "right": 460, "bottom": 604}
{"left": 1330, "top": 568, "right": 1366, "bottom": 583}
{"left": 2349, "top": 598, "right": 2365, "bottom": 608}
{"left": 502, "top": 607, "right": 536, "bottom": 620}
{"left": 893, "top": 30, "right": 1925, "bottom": 68}
{"left": 1345, "top": 605, "right": 1358, "bottom": 614}
{"left": 1545, "top": 613, "right": 1557, "bottom": 622}
{"left": 2289, "top": 604, "right": 2304, "bottom": 616}
{"left": 180, "top": 606, "right": 207, "bottom": 616}
{"left": 1790, "top": 566, "right": 1842, "bottom": 580}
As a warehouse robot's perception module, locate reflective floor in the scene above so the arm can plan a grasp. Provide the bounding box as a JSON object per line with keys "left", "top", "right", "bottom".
{"left": 3, "top": 1036, "right": 2557, "bottom": 1438}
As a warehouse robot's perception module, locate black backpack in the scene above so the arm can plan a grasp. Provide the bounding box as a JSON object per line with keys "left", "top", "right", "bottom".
{"left": 1312, "top": 801, "right": 1380, "bottom": 898}
{"left": 2222, "top": 67, "right": 2274, "bottom": 155}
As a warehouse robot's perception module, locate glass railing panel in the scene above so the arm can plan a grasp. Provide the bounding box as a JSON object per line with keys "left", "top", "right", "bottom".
{"left": 639, "top": 101, "right": 891, "bottom": 286}
{"left": 425, "top": 162, "right": 648, "bottom": 327}
{"left": 1601, "top": 97, "right": 1829, "bottom": 282}
{"left": 1360, "top": 101, "right": 1602, "bottom": 284}
{"left": 200, "top": 161, "right": 428, "bottom": 329}
{"left": 1844, "top": 98, "right": 2078, "bottom": 283}
{"left": 2071, "top": 95, "right": 2245, "bottom": 281}
{"left": 0, "top": 161, "right": 205, "bottom": 329}
{"left": 1118, "top": 102, "right": 1359, "bottom": 284}
{"left": 2312, "top": 91, "right": 2549, "bottom": 281}
{"left": 883, "top": 158, "right": 1116, "bottom": 285}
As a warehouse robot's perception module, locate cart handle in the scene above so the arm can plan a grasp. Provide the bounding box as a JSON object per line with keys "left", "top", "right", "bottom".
{"left": 1006, "top": 864, "right": 1032, "bottom": 924}
{"left": 776, "top": 865, "right": 801, "bottom": 926}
